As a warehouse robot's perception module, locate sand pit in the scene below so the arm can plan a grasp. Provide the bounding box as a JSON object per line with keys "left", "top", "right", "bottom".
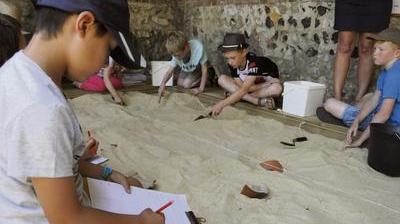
{"left": 71, "top": 92, "right": 400, "bottom": 224}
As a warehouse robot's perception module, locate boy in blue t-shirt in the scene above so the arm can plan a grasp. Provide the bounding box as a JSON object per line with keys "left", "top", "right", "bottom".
{"left": 323, "top": 28, "right": 400, "bottom": 148}
{"left": 158, "top": 31, "right": 208, "bottom": 102}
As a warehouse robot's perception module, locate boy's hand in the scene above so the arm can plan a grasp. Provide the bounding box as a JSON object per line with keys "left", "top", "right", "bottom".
{"left": 158, "top": 84, "right": 166, "bottom": 103}
{"left": 81, "top": 137, "right": 99, "bottom": 160}
{"left": 109, "top": 171, "right": 143, "bottom": 194}
{"left": 211, "top": 101, "right": 225, "bottom": 117}
{"left": 345, "top": 139, "right": 363, "bottom": 149}
{"left": 346, "top": 122, "right": 359, "bottom": 144}
{"left": 127, "top": 176, "right": 144, "bottom": 188}
{"left": 191, "top": 87, "right": 203, "bottom": 95}
{"left": 139, "top": 209, "right": 165, "bottom": 224}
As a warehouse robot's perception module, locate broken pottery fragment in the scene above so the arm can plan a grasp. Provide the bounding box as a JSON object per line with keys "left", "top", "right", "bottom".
{"left": 240, "top": 184, "right": 269, "bottom": 199}
{"left": 260, "top": 160, "right": 283, "bottom": 173}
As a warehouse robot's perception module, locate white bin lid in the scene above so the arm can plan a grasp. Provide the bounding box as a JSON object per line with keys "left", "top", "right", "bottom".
{"left": 284, "top": 81, "right": 326, "bottom": 90}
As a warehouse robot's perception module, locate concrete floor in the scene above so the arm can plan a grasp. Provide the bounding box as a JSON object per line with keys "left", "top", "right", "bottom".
{"left": 63, "top": 81, "right": 347, "bottom": 141}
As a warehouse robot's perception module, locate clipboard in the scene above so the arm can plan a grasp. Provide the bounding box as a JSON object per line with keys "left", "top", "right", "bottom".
{"left": 88, "top": 178, "right": 204, "bottom": 224}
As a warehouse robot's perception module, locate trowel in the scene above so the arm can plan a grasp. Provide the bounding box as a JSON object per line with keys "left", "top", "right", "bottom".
{"left": 194, "top": 112, "right": 212, "bottom": 121}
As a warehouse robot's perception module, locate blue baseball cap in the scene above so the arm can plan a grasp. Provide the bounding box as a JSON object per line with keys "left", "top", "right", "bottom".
{"left": 35, "top": 0, "right": 146, "bottom": 68}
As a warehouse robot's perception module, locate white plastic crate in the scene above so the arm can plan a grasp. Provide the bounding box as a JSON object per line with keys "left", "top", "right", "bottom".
{"left": 282, "top": 81, "right": 326, "bottom": 117}
{"left": 151, "top": 61, "right": 173, "bottom": 86}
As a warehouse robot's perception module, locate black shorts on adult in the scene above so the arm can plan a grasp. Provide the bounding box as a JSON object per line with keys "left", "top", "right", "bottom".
{"left": 334, "top": 0, "right": 392, "bottom": 33}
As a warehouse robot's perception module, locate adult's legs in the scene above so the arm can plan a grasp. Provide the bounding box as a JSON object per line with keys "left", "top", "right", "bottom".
{"left": 355, "top": 33, "right": 375, "bottom": 102}
{"left": 333, "top": 31, "right": 357, "bottom": 101}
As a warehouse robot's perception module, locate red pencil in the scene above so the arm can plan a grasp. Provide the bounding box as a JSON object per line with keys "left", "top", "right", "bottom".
{"left": 87, "top": 129, "right": 97, "bottom": 156}
{"left": 155, "top": 200, "right": 174, "bottom": 213}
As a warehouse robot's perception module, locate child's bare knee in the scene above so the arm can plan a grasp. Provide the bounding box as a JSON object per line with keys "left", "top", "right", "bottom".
{"left": 270, "top": 83, "right": 283, "bottom": 95}
{"left": 181, "top": 81, "right": 192, "bottom": 89}
{"left": 218, "top": 75, "right": 228, "bottom": 83}
{"left": 324, "top": 98, "right": 336, "bottom": 111}
{"left": 217, "top": 75, "right": 229, "bottom": 86}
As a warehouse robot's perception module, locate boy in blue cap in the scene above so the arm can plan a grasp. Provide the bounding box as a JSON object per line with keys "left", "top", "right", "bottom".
{"left": 0, "top": 0, "right": 163, "bottom": 223}
{"left": 323, "top": 28, "right": 400, "bottom": 148}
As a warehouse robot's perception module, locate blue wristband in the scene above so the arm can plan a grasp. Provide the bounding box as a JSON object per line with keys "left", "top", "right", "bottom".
{"left": 101, "top": 166, "right": 113, "bottom": 180}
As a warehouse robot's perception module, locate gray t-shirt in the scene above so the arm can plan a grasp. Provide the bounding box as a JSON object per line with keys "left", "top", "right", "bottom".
{"left": 0, "top": 51, "right": 88, "bottom": 223}
{"left": 169, "top": 39, "right": 208, "bottom": 72}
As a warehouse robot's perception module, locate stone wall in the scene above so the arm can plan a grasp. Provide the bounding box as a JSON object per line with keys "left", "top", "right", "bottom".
{"left": 128, "top": 0, "right": 184, "bottom": 61}
{"left": 10, "top": 0, "right": 400, "bottom": 99}
{"left": 9, "top": 0, "right": 184, "bottom": 62}
{"left": 182, "top": 0, "right": 400, "bottom": 100}
{"left": 3, "top": 0, "right": 35, "bottom": 31}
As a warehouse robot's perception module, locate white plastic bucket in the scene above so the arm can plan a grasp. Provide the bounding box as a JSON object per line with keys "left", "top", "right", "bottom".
{"left": 151, "top": 61, "right": 173, "bottom": 86}
{"left": 282, "top": 81, "right": 326, "bottom": 117}
{"left": 393, "top": 0, "right": 400, "bottom": 14}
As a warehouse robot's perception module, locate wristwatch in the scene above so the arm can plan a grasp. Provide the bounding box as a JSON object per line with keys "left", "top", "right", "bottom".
{"left": 101, "top": 166, "right": 113, "bottom": 180}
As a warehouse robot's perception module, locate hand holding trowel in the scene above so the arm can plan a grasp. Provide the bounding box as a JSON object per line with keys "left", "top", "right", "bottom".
{"left": 193, "top": 111, "right": 213, "bottom": 121}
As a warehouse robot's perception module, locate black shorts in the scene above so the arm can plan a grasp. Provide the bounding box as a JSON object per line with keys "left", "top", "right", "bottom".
{"left": 334, "top": 0, "right": 392, "bottom": 33}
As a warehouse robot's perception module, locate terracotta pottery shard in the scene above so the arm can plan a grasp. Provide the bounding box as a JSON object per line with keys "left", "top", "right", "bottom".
{"left": 240, "top": 184, "right": 269, "bottom": 199}
{"left": 260, "top": 160, "right": 283, "bottom": 173}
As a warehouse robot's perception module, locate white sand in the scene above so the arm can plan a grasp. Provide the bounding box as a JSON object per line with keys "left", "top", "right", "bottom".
{"left": 71, "top": 92, "right": 400, "bottom": 224}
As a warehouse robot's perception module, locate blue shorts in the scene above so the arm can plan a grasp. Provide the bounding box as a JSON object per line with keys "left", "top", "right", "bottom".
{"left": 341, "top": 105, "right": 374, "bottom": 130}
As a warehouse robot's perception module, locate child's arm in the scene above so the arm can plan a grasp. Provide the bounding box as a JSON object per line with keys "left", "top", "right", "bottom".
{"left": 79, "top": 159, "right": 142, "bottom": 190}
{"left": 191, "top": 63, "right": 208, "bottom": 95}
{"left": 103, "top": 58, "right": 125, "bottom": 106}
{"left": 346, "top": 91, "right": 380, "bottom": 145}
{"left": 355, "top": 91, "right": 380, "bottom": 122}
{"left": 79, "top": 137, "right": 143, "bottom": 189}
{"left": 211, "top": 76, "right": 257, "bottom": 116}
{"left": 372, "top": 98, "right": 396, "bottom": 122}
{"left": 32, "top": 177, "right": 164, "bottom": 224}
{"left": 158, "top": 66, "right": 175, "bottom": 103}
{"left": 346, "top": 98, "right": 396, "bottom": 148}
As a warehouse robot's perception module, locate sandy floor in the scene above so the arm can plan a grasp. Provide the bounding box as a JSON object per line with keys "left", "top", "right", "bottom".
{"left": 71, "top": 92, "right": 400, "bottom": 224}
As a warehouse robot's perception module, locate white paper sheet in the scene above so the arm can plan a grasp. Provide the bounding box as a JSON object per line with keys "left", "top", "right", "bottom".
{"left": 87, "top": 178, "right": 191, "bottom": 224}
{"left": 89, "top": 156, "right": 109, "bottom": 165}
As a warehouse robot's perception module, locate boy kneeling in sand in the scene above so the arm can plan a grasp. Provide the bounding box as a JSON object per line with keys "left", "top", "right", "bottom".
{"left": 158, "top": 31, "right": 209, "bottom": 101}
{"left": 323, "top": 28, "right": 400, "bottom": 148}
{"left": 210, "top": 33, "right": 282, "bottom": 116}
{"left": 0, "top": 0, "right": 163, "bottom": 223}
